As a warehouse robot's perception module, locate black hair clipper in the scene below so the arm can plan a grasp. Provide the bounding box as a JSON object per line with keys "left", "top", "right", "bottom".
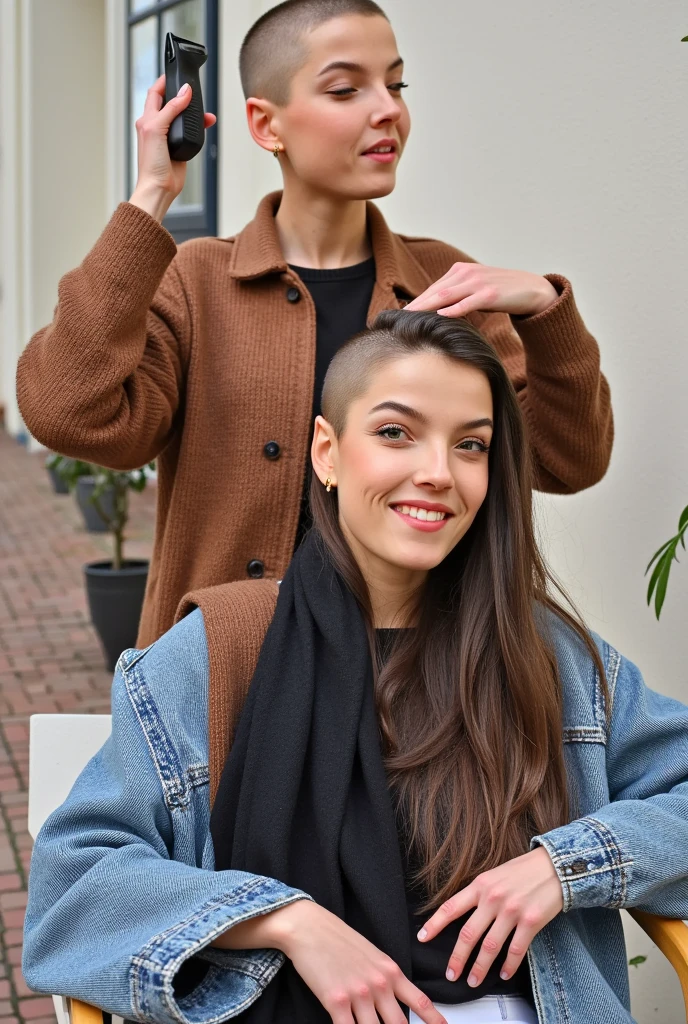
{"left": 164, "top": 33, "right": 207, "bottom": 161}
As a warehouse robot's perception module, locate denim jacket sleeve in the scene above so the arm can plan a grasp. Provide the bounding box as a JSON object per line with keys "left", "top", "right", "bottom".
{"left": 22, "top": 609, "right": 311, "bottom": 1024}
{"left": 533, "top": 638, "right": 688, "bottom": 916}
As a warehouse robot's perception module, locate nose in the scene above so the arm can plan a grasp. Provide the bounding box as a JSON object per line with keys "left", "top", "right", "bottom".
{"left": 412, "top": 446, "right": 454, "bottom": 492}
{"left": 370, "top": 84, "right": 402, "bottom": 128}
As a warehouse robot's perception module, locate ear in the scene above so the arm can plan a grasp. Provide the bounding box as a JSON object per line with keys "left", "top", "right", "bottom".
{"left": 311, "top": 416, "right": 337, "bottom": 487}
{"left": 246, "top": 97, "right": 282, "bottom": 154}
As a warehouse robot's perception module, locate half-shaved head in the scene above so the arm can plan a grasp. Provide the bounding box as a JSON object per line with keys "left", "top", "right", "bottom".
{"left": 239, "top": 0, "right": 389, "bottom": 105}
{"left": 322, "top": 310, "right": 499, "bottom": 437}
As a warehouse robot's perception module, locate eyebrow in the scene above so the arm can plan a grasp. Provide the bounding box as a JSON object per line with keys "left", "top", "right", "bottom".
{"left": 368, "top": 401, "right": 493, "bottom": 431}
{"left": 317, "top": 56, "right": 404, "bottom": 77}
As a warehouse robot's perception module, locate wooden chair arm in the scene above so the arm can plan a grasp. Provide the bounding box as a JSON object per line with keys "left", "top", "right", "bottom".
{"left": 629, "top": 909, "right": 688, "bottom": 1020}
{"left": 68, "top": 999, "right": 105, "bottom": 1024}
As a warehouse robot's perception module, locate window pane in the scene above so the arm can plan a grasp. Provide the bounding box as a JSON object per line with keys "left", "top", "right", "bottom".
{"left": 161, "top": 0, "right": 205, "bottom": 212}
{"left": 129, "top": 16, "right": 158, "bottom": 195}
{"left": 130, "top": 0, "right": 157, "bottom": 13}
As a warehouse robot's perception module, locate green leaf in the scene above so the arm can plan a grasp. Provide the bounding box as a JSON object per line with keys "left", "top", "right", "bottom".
{"left": 682, "top": 35, "right": 688, "bottom": 41}
{"left": 646, "top": 543, "right": 673, "bottom": 606}
{"left": 653, "top": 547, "right": 675, "bottom": 619}
{"left": 645, "top": 535, "right": 675, "bottom": 574}
{"left": 628, "top": 954, "right": 647, "bottom": 968}
{"left": 679, "top": 505, "right": 688, "bottom": 549}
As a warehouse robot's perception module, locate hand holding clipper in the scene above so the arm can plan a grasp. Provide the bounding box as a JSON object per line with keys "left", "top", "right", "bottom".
{"left": 164, "top": 33, "right": 208, "bottom": 161}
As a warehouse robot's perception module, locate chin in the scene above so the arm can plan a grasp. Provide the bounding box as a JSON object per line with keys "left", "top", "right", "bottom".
{"left": 335, "top": 173, "right": 398, "bottom": 201}
{"left": 384, "top": 545, "right": 448, "bottom": 574}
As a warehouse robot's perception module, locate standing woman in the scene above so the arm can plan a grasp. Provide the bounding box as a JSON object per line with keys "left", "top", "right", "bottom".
{"left": 16, "top": 0, "right": 613, "bottom": 648}
{"left": 23, "top": 312, "right": 687, "bottom": 1024}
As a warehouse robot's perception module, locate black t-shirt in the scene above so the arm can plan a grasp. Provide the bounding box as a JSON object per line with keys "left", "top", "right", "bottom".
{"left": 289, "top": 257, "right": 376, "bottom": 542}
{"left": 375, "top": 629, "right": 534, "bottom": 1006}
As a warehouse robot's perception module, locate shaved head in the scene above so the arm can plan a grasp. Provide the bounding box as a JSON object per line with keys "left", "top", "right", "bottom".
{"left": 239, "top": 0, "right": 389, "bottom": 105}
{"left": 322, "top": 310, "right": 493, "bottom": 437}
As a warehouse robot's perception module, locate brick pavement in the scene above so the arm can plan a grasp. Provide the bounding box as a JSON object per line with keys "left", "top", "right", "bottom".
{"left": 0, "top": 431, "right": 155, "bottom": 1024}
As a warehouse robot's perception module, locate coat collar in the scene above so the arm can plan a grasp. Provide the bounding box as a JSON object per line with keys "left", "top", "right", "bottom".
{"left": 227, "top": 191, "right": 432, "bottom": 301}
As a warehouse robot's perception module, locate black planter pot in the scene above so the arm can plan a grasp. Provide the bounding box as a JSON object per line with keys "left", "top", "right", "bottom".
{"left": 47, "top": 465, "right": 70, "bottom": 494}
{"left": 84, "top": 561, "right": 149, "bottom": 672}
{"left": 76, "top": 476, "right": 116, "bottom": 532}
{"left": 46, "top": 456, "right": 77, "bottom": 494}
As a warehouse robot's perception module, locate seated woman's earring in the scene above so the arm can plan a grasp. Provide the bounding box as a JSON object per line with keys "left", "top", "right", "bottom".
{"left": 325, "top": 477, "right": 332, "bottom": 493}
{"left": 273, "top": 143, "right": 282, "bottom": 159}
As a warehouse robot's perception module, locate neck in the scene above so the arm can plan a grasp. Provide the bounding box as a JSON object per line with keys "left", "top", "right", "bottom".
{"left": 354, "top": 552, "right": 426, "bottom": 629}
{"left": 275, "top": 177, "right": 371, "bottom": 269}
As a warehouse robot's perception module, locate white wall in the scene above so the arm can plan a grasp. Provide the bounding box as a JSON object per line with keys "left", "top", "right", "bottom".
{"left": 378, "top": 1, "right": 688, "bottom": 706}
{"left": 217, "top": 3, "right": 688, "bottom": 1017}
{"left": 0, "top": 0, "right": 106, "bottom": 441}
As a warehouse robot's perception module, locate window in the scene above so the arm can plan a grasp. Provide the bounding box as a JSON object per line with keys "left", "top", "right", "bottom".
{"left": 127, "top": 0, "right": 218, "bottom": 242}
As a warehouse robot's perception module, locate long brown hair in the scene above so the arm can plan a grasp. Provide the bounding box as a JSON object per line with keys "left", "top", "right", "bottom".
{"left": 310, "top": 309, "right": 604, "bottom": 910}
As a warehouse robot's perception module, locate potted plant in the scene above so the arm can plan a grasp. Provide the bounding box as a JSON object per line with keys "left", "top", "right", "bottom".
{"left": 55, "top": 458, "right": 118, "bottom": 532}
{"left": 45, "top": 454, "right": 90, "bottom": 496}
{"left": 646, "top": 504, "right": 688, "bottom": 618}
{"left": 79, "top": 464, "right": 154, "bottom": 671}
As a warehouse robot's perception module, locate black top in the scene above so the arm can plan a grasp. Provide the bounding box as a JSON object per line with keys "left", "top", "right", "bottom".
{"left": 375, "top": 629, "right": 533, "bottom": 1006}
{"left": 289, "top": 258, "right": 376, "bottom": 543}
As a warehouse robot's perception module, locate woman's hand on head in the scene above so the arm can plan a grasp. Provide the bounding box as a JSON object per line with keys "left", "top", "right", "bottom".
{"left": 404, "top": 263, "right": 558, "bottom": 319}
{"left": 217, "top": 899, "right": 447, "bottom": 1024}
{"left": 417, "top": 847, "right": 563, "bottom": 989}
{"left": 129, "top": 74, "right": 217, "bottom": 223}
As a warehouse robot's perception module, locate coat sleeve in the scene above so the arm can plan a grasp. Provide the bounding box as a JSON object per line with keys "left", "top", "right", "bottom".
{"left": 532, "top": 651, "right": 688, "bottom": 916}
{"left": 404, "top": 238, "right": 613, "bottom": 494}
{"left": 22, "top": 616, "right": 311, "bottom": 1024}
{"left": 16, "top": 203, "right": 189, "bottom": 471}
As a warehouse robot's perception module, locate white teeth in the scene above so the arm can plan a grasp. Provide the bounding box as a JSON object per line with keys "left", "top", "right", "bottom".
{"left": 369, "top": 146, "right": 393, "bottom": 153}
{"left": 392, "top": 505, "right": 447, "bottom": 521}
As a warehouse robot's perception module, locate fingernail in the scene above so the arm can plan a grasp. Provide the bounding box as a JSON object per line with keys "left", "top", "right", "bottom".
{"left": 178, "top": 83, "right": 190, "bottom": 96}
{"left": 445, "top": 968, "right": 455, "bottom": 981}
{"left": 500, "top": 971, "right": 509, "bottom": 981}
{"left": 417, "top": 928, "right": 427, "bottom": 940}
{"left": 467, "top": 973, "right": 478, "bottom": 987}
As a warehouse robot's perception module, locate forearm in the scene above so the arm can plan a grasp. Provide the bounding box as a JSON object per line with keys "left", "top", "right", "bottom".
{"left": 16, "top": 203, "right": 182, "bottom": 466}
{"left": 212, "top": 895, "right": 314, "bottom": 953}
{"left": 479, "top": 274, "right": 613, "bottom": 493}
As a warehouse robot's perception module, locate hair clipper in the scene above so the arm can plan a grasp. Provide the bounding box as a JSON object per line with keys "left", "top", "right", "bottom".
{"left": 164, "top": 33, "right": 207, "bottom": 161}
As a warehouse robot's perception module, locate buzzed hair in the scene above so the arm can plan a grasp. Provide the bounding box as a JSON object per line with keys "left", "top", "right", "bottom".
{"left": 322, "top": 310, "right": 495, "bottom": 437}
{"left": 239, "top": 0, "right": 389, "bottom": 105}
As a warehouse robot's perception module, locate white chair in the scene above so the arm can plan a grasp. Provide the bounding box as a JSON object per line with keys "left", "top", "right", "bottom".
{"left": 28, "top": 714, "right": 119, "bottom": 1024}
{"left": 28, "top": 713, "right": 688, "bottom": 1023}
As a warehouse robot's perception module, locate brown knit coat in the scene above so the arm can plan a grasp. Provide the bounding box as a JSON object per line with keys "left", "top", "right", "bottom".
{"left": 16, "top": 192, "right": 613, "bottom": 648}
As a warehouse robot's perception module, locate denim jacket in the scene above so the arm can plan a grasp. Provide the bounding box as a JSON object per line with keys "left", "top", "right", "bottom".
{"left": 23, "top": 608, "right": 688, "bottom": 1024}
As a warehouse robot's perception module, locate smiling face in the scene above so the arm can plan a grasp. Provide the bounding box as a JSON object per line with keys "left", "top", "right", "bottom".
{"left": 312, "top": 350, "right": 494, "bottom": 594}
{"left": 249, "top": 14, "right": 411, "bottom": 200}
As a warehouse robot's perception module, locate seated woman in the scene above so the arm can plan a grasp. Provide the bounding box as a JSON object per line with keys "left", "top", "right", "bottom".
{"left": 23, "top": 311, "right": 688, "bottom": 1024}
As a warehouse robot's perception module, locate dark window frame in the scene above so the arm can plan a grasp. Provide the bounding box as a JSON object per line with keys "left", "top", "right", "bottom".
{"left": 126, "top": 0, "right": 219, "bottom": 242}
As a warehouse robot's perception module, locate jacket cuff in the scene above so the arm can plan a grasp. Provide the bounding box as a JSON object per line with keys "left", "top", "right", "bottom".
{"left": 512, "top": 274, "right": 600, "bottom": 374}
{"left": 131, "top": 876, "right": 311, "bottom": 1024}
{"left": 531, "top": 816, "right": 633, "bottom": 913}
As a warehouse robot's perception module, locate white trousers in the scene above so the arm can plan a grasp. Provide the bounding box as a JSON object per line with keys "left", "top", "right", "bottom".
{"left": 410, "top": 995, "right": 538, "bottom": 1023}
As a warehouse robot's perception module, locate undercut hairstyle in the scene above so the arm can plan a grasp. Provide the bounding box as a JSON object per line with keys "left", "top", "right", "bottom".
{"left": 239, "top": 0, "right": 389, "bottom": 104}
{"left": 311, "top": 309, "right": 606, "bottom": 910}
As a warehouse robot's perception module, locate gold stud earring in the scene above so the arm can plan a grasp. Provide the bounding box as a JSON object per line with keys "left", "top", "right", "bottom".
{"left": 325, "top": 477, "right": 332, "bottom": 492}
{"left": 273, "top": 143, "right": 282, "bottom": 159}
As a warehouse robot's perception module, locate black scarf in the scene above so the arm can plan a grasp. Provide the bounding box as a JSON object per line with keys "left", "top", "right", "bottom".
{"left": 210, "top": 532, "right": 412, "bottom": 1022}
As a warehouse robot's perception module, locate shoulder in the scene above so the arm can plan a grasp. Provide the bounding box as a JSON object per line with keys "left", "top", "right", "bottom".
{"left": 171, "top": 234, "right": 237, "bottom": 278}
{"left": 117, "top": 608, "right": 210, "bottom": 769}
{"left": 394, "top": 233, "right": 477, "bottom": 277}
{"left": 538, "top": 607, "right": 620, "bottom": 733}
